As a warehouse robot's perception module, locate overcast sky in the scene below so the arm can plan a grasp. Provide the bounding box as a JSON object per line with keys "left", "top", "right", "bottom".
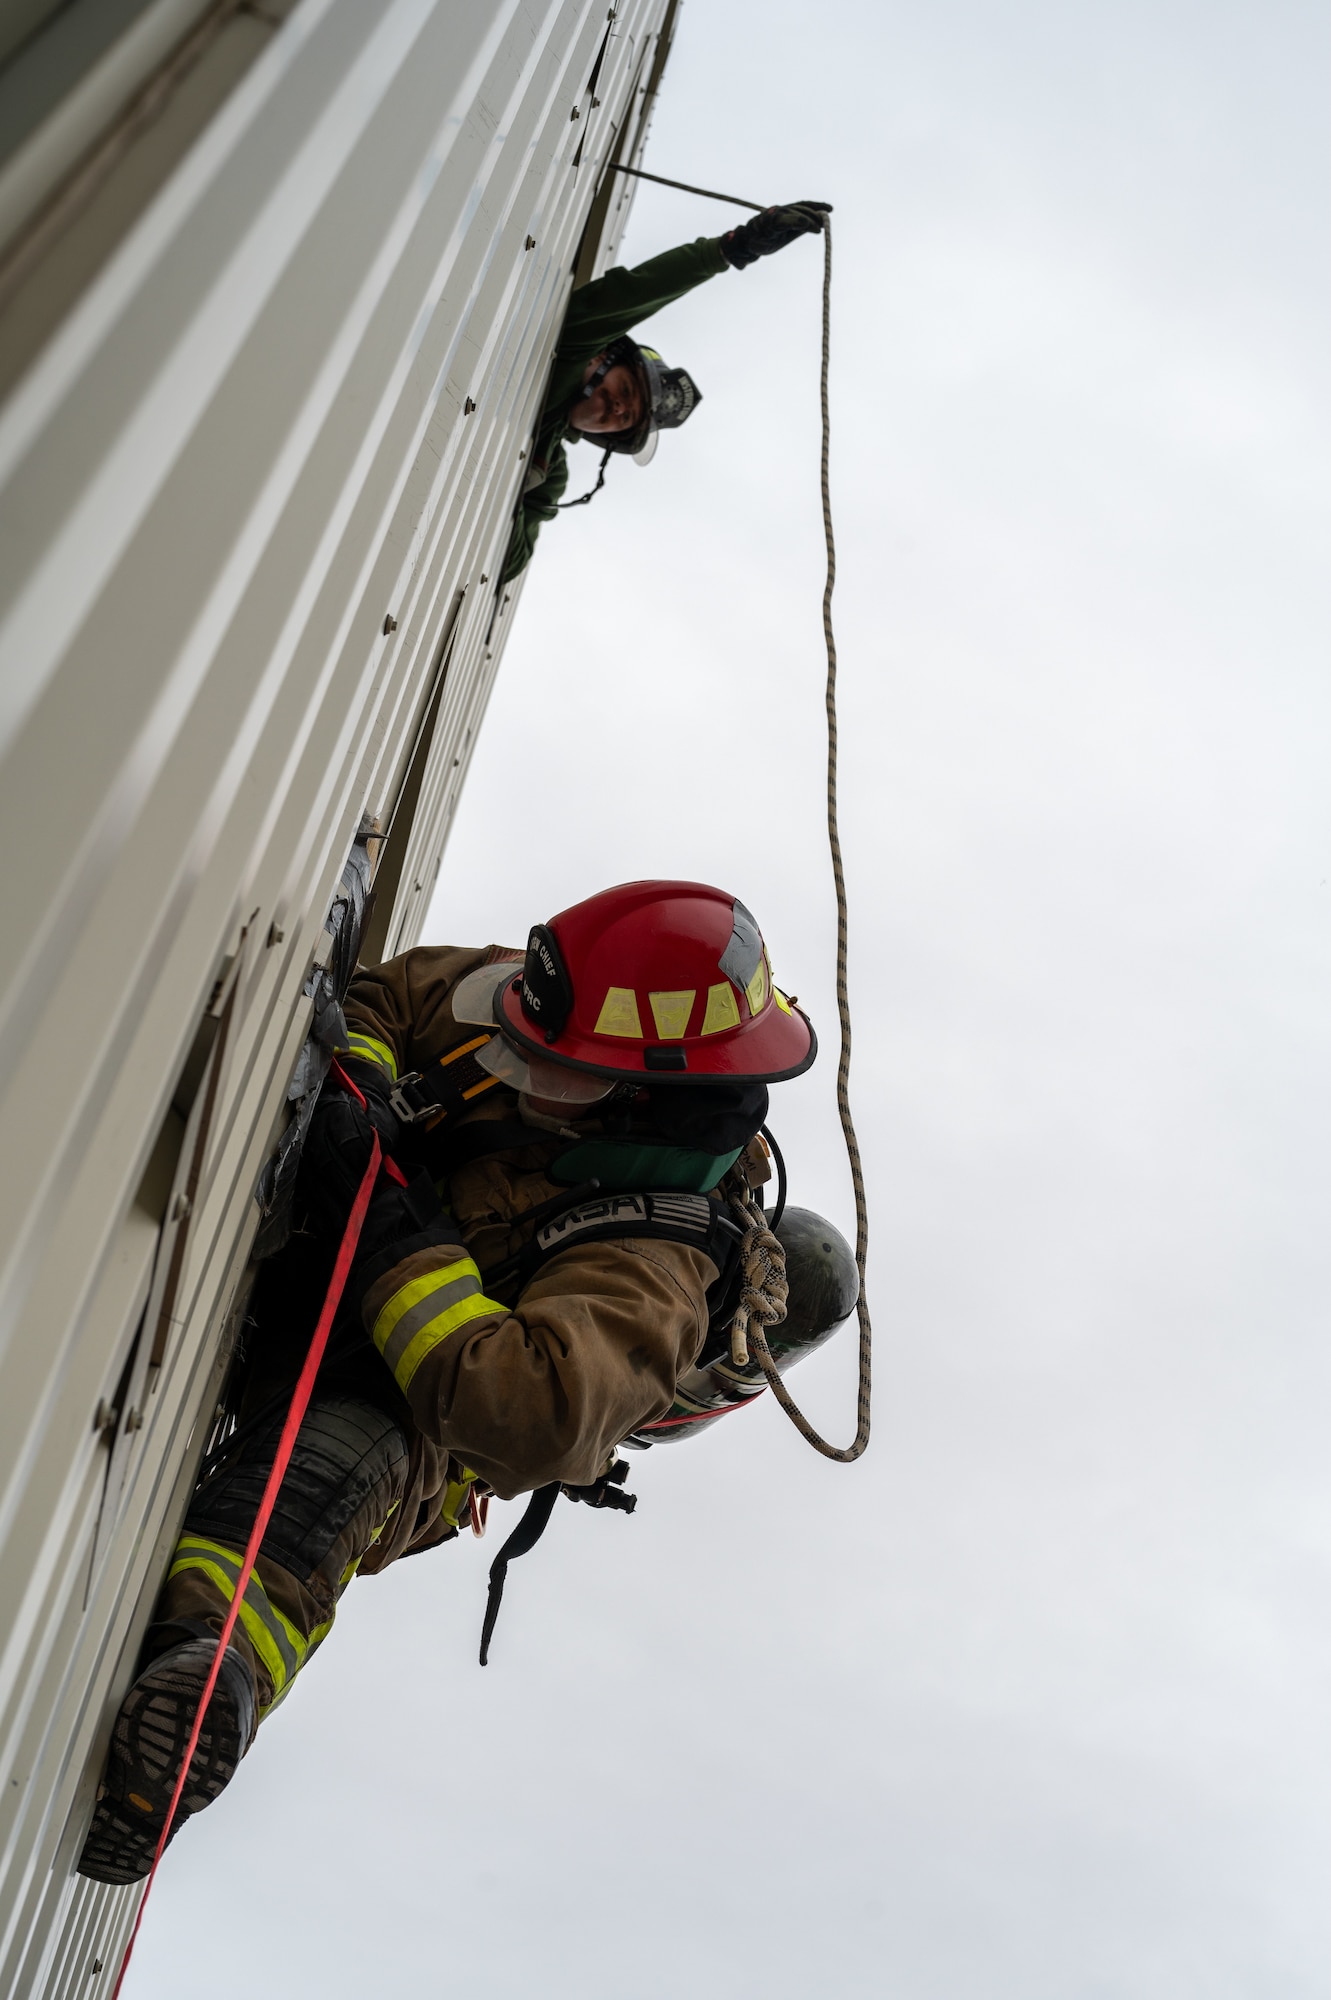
{"left": 135, "top": 3, "right": 1331, "bottom": 1994}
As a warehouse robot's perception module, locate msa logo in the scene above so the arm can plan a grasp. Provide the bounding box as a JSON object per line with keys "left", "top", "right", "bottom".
{"left": 537, "top": 1194, "right": 648, "bottom": 1251}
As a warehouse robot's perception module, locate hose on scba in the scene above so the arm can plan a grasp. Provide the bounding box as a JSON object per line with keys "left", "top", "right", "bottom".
{"left": 606, "top": 171, "right": 871, "bottom": 1461}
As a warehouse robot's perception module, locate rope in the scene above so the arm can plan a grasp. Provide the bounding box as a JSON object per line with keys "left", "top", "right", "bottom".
{"left": 726, "top": 1188, "right": 789, "bottom": 1370}
{"left": 112, "top": 1068, "right": 383, "bottom": 1994}
{"left": 610, "top": 163, "right": 763, "bottom": 211}
{"left": 737, "top": 215, "right": 874, "bottom": 1464}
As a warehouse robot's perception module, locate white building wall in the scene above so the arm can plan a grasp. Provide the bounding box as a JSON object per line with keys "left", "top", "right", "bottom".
{"left": 0, "top": 0, "right": 677, "bottom": 1989}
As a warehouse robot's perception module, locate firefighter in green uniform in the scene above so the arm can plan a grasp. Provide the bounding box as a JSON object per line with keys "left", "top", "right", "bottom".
{"left": 502, "top": 199, "right": 831, "bottom": 583}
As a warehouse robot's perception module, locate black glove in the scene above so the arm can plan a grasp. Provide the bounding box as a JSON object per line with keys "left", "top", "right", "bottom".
{"left": 721, "top": 200, "right": 832, "bottom": 270}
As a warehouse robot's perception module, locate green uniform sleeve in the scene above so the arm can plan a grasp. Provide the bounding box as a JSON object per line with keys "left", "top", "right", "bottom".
{"left": 561, "top": 235, "right": 730, "bottom": 354}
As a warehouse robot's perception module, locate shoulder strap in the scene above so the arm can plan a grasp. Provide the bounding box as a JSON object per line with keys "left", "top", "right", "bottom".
{"left": 428, "top": 1116, "right": 564, "bottom": 1177}
{"left": 485, "top": 1188, "right": 745, "bottom": 1301}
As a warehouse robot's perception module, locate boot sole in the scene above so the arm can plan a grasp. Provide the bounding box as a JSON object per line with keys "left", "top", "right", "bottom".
{"left": 77, "top": 1641, "right": 249, "bottom": 1885}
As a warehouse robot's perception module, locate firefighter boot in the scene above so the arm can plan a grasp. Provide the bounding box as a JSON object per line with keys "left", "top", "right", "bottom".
{"left": 77, "top": 1637, "right": 255, "bottom": 1885}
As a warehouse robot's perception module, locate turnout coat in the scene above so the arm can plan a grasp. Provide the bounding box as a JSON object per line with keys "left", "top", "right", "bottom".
{"left": 312, "top": 945, "right": 719, "bottom": 1566}
{"left": 151, "top": 947, "right": 728, "bottom": 1720}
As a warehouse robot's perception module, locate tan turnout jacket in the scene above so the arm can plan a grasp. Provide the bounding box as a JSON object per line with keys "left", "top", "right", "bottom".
{"left": 343, "top": 947, "right": 717, "bottom": 1534}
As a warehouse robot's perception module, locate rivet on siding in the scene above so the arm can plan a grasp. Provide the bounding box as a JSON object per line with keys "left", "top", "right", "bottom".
{"left": 382, "top": 613, "right": 398, "bottom": 635}
{"left": 125, "top": 1409, "right": 143, "bottom": 1433}
{"left": 518, "top": 447, "right": 526, "bottom": 458}
{"left": 173, "top": 1193, "right": 192, "bottom": 1222}
{"left": 464, "top": 397, "right": 477, "bottom": 415}
{"left": 480, "top": 574, "right": 489, "bottom": 585}
{"left": 570, "top": 105, "right": 580, "bottom": 120}
{"left": 592, "top": 97, "right": 601, "bottom": 106}
{"left": 267, "top": 921, "right": 285, "bottom": 947}
{"left": 525, "top": 235, "right": 536, "bottom": 251}
{"left": 93, "top": 1400, "right": 114, "bottom": 1435}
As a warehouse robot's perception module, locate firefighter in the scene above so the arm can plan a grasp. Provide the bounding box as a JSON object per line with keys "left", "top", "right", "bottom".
{"left": 501, "top": 200, "right": 831, "bottom": 582}
{"left": 79, "top": 880, "right": 856, "bottom": 1884}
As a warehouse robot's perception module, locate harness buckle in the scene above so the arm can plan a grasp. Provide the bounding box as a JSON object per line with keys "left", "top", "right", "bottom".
{"left": 388, "top": 1072, "right": 436, "bottom": 1125}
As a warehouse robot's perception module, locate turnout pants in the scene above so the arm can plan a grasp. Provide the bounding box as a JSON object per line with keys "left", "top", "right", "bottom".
{"left": 147, "top": 1397, "right": 410, "bottom": 1721}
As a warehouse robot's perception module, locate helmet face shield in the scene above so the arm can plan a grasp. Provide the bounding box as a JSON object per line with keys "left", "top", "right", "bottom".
{"left": 452, "top": 960, "right": 516, "bottom": 1029}
{"left": 452, "top": 961, "right": 612, "bottom": 1104}
{"left": 474, "top": 1036, "right": 614, "bottom": 1105}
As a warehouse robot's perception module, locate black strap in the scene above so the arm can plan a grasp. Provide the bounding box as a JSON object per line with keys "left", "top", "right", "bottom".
{"left": 555, "top": 447, "right": 612, "bottom": 509}
{"left": 478, "top": 1483, "right": 560, "bottom": 1665}
{"left": 428, "top": 1116, "right": 561, "bottom": 1177}
{"left": 510, "top": 1188, "right": 744, "bottom": 1289}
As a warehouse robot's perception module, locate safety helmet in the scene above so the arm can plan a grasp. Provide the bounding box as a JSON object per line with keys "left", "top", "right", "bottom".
{"left": 567, "top": 337, "right": 702, "bottom": 461}
{"left": 453, "top": 881, "right": 815, "bottom": 1093}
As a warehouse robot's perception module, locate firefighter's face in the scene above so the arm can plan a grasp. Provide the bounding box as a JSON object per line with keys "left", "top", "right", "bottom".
{"left": 577, "top": 356, "right": 644, "bottom": 433}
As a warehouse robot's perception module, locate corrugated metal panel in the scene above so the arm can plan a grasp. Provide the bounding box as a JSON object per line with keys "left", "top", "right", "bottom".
{"left": 0, "top": 0, "right": 675, "bottom": 1989}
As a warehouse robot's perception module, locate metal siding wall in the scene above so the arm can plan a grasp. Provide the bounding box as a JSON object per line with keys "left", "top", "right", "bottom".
{"left": 0, "top": 0, "right": 670, "bottom": 1988}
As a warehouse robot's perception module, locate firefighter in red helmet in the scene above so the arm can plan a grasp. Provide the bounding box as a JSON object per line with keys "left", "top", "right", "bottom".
{"left": 80, "top": 882, "right": 856, "bottom": 1884}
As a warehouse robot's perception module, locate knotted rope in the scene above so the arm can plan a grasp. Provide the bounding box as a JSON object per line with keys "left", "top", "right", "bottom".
{"left": 727, "top": 1187, "right": 789, "bottom": 1369}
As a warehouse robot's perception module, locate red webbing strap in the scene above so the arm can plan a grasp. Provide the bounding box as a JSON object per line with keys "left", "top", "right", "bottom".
{"left": 113, "top": 1067, "right": 380, "bottom": 1995}
{"left": 637, "top": 1398, "right": 759, "bottom": 1432}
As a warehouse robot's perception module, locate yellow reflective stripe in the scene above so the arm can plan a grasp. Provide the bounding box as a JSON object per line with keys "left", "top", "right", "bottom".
{"left": 372, "top": 1259, "right": 481, "bottom": 1353}
{"left": 169, "top": 1535, "right": 310, "bottom": 1711}
{"left": 344, "top": 1031, "right": 398, "bottom": 1079}
{"left": 439, "top": 1470, "right": 478, "bottom": 1531}
{"left": 371, "top": 1257, "right": 505, "bottom": 1394}
{"left": 393, "top": 1290, "right": 506, "bottom": 1394}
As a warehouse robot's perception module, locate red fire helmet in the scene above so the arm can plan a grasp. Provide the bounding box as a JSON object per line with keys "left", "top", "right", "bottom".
{"left": 492, "top": 880, "right": 816, "bottom": 1084}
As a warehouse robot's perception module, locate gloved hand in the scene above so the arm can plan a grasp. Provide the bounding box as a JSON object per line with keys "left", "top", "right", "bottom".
{"left": 721, "top": 200, "right": 832, "bottom": 269}
{"left": 561, "top": 1456, "right": 637, "bottom": 1512}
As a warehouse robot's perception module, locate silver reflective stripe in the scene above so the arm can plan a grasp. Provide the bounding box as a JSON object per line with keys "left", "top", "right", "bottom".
{"left": 649, "top": 1193, "right": 710, "bottom": 1230}
{"left": 379, "top": 1268, "right": 482, "bottom": 1381}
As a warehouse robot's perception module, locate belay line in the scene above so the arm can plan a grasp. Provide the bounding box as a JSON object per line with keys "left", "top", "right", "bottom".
{"left": 740, "top": 213, "right": 872, "bottom": 1463}
{"left": 610, "top": 169, "right": 871, "bottom": 1455}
